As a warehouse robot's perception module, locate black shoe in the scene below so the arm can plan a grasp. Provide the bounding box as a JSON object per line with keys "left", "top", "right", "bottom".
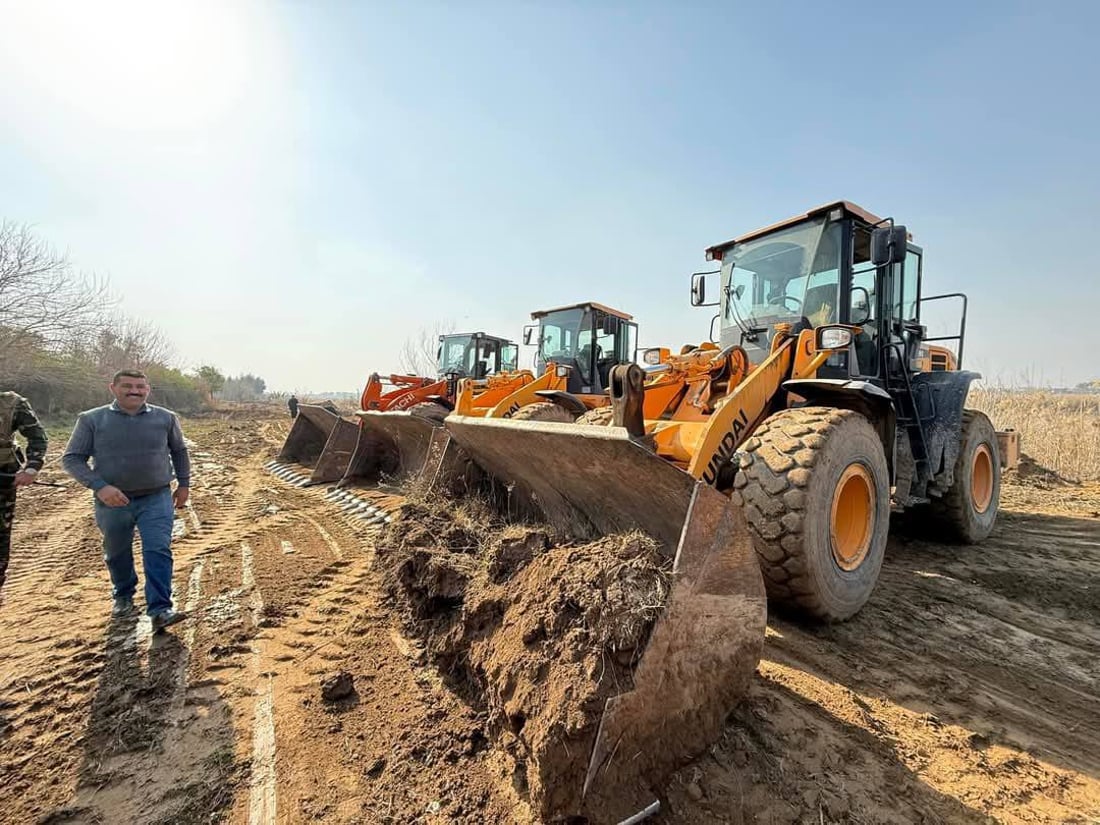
{"left": 152, "top": 609, "right": 188, "bottom": 633}
{"left": 112, "top": 597, "right": 135, "bottom": 616}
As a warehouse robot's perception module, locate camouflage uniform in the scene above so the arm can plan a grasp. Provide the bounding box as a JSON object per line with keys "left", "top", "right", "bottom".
{"left": 0, "top": 392, "right": 48, "bottom": 591}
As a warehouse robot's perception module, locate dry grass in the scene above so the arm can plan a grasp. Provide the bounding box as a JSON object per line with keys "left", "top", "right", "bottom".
{"left": 968, "top": 388, "right": 1100, "bottom": 482}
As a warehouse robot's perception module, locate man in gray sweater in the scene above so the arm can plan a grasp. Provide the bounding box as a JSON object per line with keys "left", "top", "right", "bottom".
{"left": 63, "top": 369, "right": 192, "bottom": 631}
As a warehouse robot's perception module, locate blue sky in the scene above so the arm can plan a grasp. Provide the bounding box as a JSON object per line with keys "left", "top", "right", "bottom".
{"left": 1, "top": 1, "right": 1097, "bottom": 392}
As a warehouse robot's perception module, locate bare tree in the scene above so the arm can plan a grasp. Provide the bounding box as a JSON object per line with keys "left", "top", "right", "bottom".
{"left": 83, "top": 314, "right": 176, "bottom": 373}
{"left": 398, "top": 320, "right": 456, "bottom": 376}
{"left": 0, "top": 220, "right": 114, "bottom": 373}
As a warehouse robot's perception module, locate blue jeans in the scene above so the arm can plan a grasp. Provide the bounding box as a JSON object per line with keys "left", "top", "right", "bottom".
{"left": 94, "top": 487, "right": 175, "bottom": 616}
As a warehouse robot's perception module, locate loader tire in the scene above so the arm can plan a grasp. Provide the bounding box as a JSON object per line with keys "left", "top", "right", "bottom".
{"left": 575, "top": 406, "right": 614, "bottom": 426}
{"left": 510, "top": 402, "right": 575, "bottom": 423}
{"left": 928, "top": 410, "right": 1000, "bottom": 543}
{"left": 733, "top": 407, "right": 890, "bottom": 622}
{"left": 407, "top": 402, "right": 450, "bottom": 423}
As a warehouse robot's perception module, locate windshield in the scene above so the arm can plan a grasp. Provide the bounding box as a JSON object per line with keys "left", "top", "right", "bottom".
{"left": 438, "top": 335, "right": 517, "bottom": 378}
{"left": 719, "top": 217, "right": 842, "bottom": 342}
{"left": 536, "top": 307, "right": 592, "bottom": 362}
{"left": 438, "top": 334, "right": 477, "bottom": 376}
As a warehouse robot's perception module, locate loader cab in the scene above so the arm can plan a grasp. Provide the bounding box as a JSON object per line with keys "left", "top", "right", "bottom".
{"left": 525, "top": 302, "right": 638, "bottom": 395}
{"left": 436, "top": 333, "right": 518, "bottom": 381}
{"left": 696, "top": 202, "right": 991, "bottom": 511}
{"left": 698, "top": 201, "right": 951, "bottom": 381}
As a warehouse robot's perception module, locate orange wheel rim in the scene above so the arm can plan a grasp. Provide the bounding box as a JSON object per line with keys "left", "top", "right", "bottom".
{"left": 831, "top": 463, "right": 875, "bottom": 571}
{"left": 971, "top": 443, "right": 994, "bottom": 514}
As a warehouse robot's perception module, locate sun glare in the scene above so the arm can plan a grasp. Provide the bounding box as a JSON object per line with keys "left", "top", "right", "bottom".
{"left": 2, "top": 0, "right": 264, "bottom": 131}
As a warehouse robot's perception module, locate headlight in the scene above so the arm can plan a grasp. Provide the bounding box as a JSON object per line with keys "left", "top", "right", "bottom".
{"left": 555, "top": 364, "right": 571, "bottom": 378}
{"left": 642, "top": 348, "right": 662, "bottom": 366}
{"left": 818, "top": 328, "right": 852, "bottom": 350}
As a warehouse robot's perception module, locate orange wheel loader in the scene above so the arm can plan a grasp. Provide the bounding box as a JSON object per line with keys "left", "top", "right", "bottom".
{"left": 427, "top": 201, "right": 1019, "bottom": 821}
{"left": 268, "top": 331, "right": 517, "bottom": 487}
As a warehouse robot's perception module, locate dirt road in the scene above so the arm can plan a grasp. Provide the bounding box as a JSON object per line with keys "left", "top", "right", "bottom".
{"left": 1, "top": 413, "right": 1097, "bottom": 824}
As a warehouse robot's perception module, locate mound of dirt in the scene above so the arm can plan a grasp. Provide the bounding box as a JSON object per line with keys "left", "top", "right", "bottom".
{"left": 376, "top": 498, "right": 672, "bottom": 821}
{"left": 1006, "top": 452, "right": 1077, "bottom": 489}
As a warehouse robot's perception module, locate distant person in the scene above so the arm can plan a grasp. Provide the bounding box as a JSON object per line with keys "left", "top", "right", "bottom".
{"left": 62, "top": 370, "right": 191, "bottom": 632}
{"left": 0, "top": 391, "right": 48, "bottom": 600}
{"left": 288, "top": 394, "right": 299, "bottom": 418}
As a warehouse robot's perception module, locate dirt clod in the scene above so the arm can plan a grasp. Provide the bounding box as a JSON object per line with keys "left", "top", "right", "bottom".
{"left": 487, "top": 529, "right": 549, "bottom": 582}
{"left": 320, "top": 670, "right": 354, "bottom": 702}
{"left": 377, "top": 495, "right": 671, "bottom": 821}
{"left": 1007, "top": 452, "right": 1076, "bottom": 488}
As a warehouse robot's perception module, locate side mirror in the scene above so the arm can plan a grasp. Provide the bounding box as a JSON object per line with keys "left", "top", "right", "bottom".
{"left": 815, "top": 325, "right": 854, "bottom": 351}
{"left": 602, "top": 315, "right": 621, "bottom": 335}
{"left": 691, "top": 272, "right": 708, "bottom": 306}
{"left": 849, "top": 285, "right": 872, "bottom": 325}
{"left": 522, "top": 324, "right": 537, "bottom": 346}
{"left": 871, "top": 225, "right": 907, "bottom": 266}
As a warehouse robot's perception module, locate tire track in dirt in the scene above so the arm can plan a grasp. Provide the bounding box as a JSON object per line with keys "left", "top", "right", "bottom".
{"left": 238, "top": 540, "right": 278, "bottom": 825}
{"left": 3, "top": 490, "right": 103, "bottom": 596}
{"left": 10, "top": 412, "right": 1099, "bottom": 825}
{"left": 236, "top": 451, "right": 526, "bottom": 823}
{"left": 154, "top": 441, "right": 401, "bottom": 823}
{"left": 0, "top": 483, "right": 126, "bottom": 824}
{"left": 0, "top": 418, "right": 268, "bottom": 824}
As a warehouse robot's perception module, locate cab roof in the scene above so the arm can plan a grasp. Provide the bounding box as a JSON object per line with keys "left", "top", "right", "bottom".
{"left": 530, "top": 301, "right": 634, "bottom": 321}
{"left": 440, "top": 331, "right": 516, "bottom": 344}
{"left": 705, "top": 201, "right": 889, "bottom": 260}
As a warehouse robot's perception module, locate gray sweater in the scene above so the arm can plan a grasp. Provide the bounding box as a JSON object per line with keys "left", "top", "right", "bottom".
{"left": 62, "top": 402, "right": 191, "bottom": 495}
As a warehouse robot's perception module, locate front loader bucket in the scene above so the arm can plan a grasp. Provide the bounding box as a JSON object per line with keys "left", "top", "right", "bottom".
{"left": 277, "top": 405, "right": 339, "bottom": 465}
{"left": 337, "top": 411, "right": 446, "bottom": 487}
{"left": 271, "top": 404, "right": 363, "bottom": 485}
{"left": 441, "top": 415, "right": 767, "bottom": 820}
{"left": 309, "top": 415, "right": 362, "bottom": 484}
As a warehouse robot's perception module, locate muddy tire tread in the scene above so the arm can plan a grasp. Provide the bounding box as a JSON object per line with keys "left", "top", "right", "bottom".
{"left": 928, "top": 409, "right": 1000, "bottom": 543}
{"left": 575, "top": 406, "right": 614, "bottom": 426}
{"left": 510, "top": 402, "right": 575, "bottom": 423}
{"left": 733, "top": 406, "right": 889, "bottom": 621}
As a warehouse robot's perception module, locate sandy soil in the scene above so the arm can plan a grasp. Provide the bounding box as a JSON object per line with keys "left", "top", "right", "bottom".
{"left": 1, "top": 413, "right": 1097, "bottom": 824}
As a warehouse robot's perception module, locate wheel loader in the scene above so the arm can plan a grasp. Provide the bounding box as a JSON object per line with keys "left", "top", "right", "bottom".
{"left": 426, "top": 201, "right": 1018, "bottom": 821}
{"left": 347, "top": 301, "right": 646, "bottom": 484}
{"left": 488, "top": 301, "right": 639, "bottom": 423}
{"left": 270, "top": 331, "right": 518, "bottom": 486}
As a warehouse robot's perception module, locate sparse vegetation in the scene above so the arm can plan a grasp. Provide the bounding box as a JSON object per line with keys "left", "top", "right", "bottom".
{"left": 0, "top": 220, "right": 263, "bottom": 416}
{"left": 969, "top": 387, "right": 1100, "bottom": 482}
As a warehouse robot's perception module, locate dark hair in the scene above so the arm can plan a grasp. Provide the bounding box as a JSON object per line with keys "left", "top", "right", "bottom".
{"left": 111, "top": 369, "right": 148, "bottom": 384}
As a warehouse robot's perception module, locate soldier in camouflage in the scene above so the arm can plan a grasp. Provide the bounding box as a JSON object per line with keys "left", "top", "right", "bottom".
{"left": 0, "top": 391, "right": 49, "bottom": 594}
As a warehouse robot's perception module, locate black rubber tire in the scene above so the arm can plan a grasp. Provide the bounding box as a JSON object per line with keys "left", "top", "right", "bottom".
{"left": 929, "top": 410, "right": 1000, "bottom": 543}
{"left": 732, "top": 407, "right": 891, "bottom": 622}
{"left": 575, "top": 406, "right": 614, "bottom": 426}
{"left": 407, "top": 401, "right": 450, "bottom": 423}
{"left": 510, "top": 402, "right": 575, "bottom": 423}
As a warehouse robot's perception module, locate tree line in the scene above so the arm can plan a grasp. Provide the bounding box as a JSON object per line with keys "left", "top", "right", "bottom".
{"left": 0, "top": 220, "right": 266, "bottom": 416}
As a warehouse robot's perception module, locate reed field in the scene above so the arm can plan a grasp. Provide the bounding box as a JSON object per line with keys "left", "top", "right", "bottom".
{"left": 969, "top": 387, "right": 1100, "bottom": 482}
